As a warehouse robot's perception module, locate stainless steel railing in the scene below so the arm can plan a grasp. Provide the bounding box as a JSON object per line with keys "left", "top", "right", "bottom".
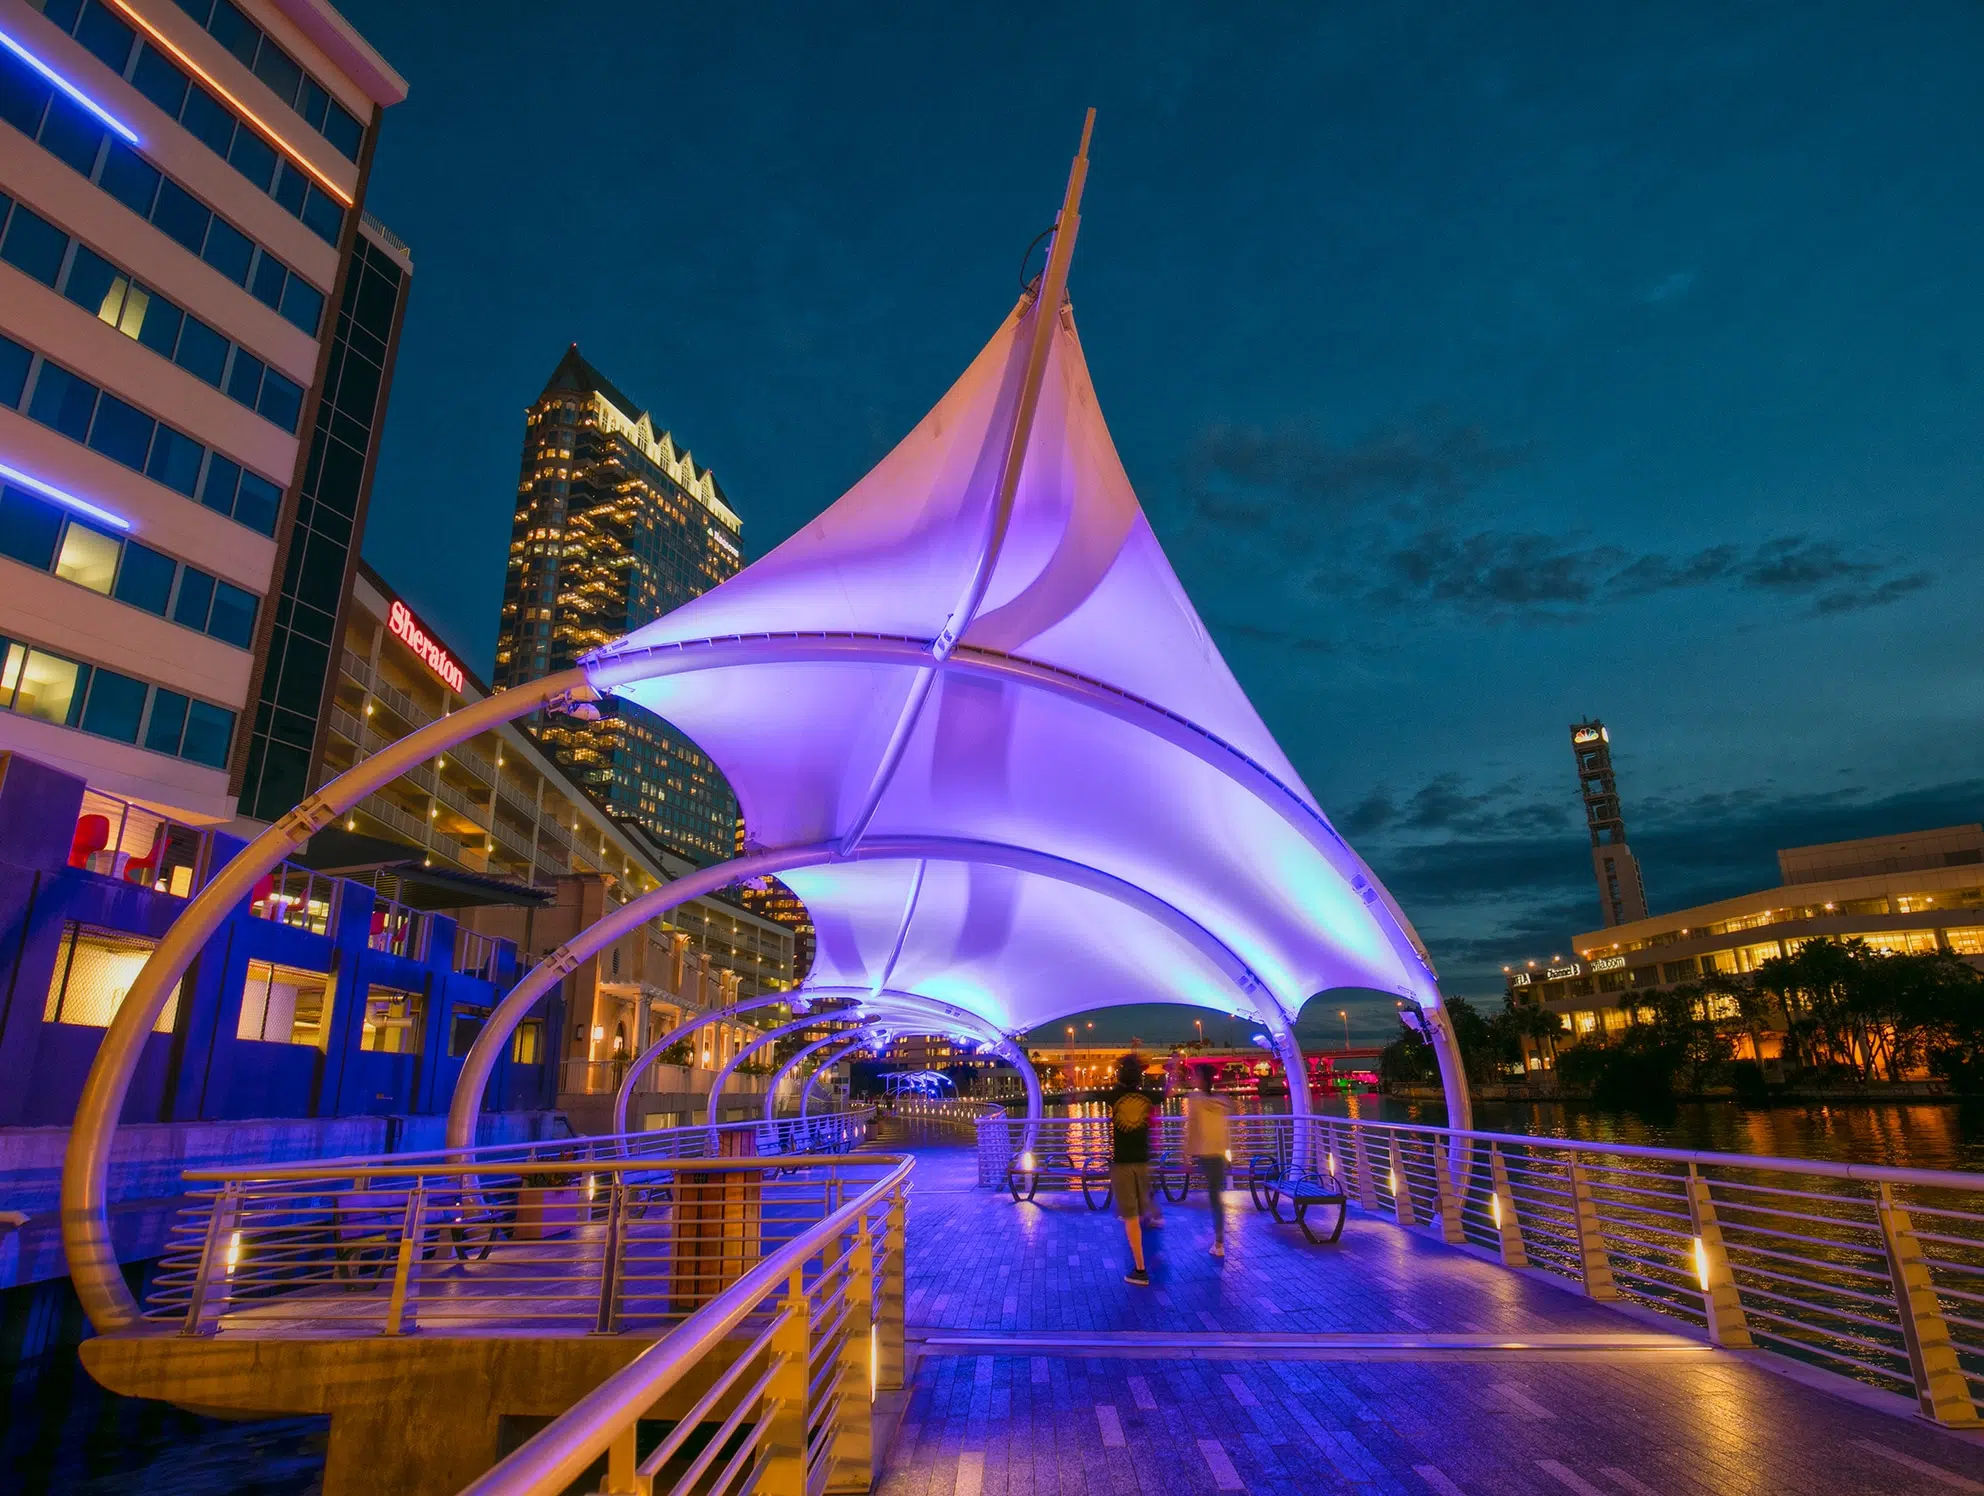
{"left": 145, "top": 1111, "right": 876, "bottom": 1338}
{"left": 459, "top": 1150, "right": 909, "bottom": 1496}
{"left": 976, "top": 1110, "right": 1984, "bottom": 1425}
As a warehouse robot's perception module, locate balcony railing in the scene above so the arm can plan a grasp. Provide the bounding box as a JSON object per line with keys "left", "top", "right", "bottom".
{"left": 249, "top": 864, "right": 340, "bottom": 937}
{"left": 453, "top": 927, "right": 512, "bottom": 982}
{"left": 368, "top": 896, "right": 428, "bottom": 960}
{"left": 70, "top": 789, "right": 211, "bottom": 898}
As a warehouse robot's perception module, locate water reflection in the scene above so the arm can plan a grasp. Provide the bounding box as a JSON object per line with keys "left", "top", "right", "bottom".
{"left": 1031, "top": 1094, "right": 1984, "bottom": 1171}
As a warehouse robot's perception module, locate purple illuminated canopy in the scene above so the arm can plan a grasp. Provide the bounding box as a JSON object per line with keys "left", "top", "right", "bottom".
{"left": 579, "top": 131, "right": 1445, "bottom": 1042}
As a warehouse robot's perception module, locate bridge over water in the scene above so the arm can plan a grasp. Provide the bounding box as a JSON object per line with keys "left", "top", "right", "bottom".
{"left": 77, "top": 1104, "right": 1984, "bottom": 1496}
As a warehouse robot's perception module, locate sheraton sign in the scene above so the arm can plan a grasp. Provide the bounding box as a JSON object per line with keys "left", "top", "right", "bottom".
{"left": 388, "top": 600, "right": 465, "bottom": 694}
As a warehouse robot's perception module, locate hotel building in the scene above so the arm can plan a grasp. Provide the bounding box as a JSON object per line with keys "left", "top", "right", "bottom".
{"left": 316, "top": 564, "right": 796, "bottom": 1122}
{"left": 1505, "top": 825, "right": 1984, "bottom": 1049}
{"left": 494, "top": 345, "right": 744, "bottom": 867}
{"left": 0, "top": 0, "right": 406, "bottom": 827}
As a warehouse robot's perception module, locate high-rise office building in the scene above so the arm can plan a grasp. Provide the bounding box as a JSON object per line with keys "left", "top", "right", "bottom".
{"left": 735, "top": 819, "right": 815, "bottom": 982}
{"left": 495, "top": 345, "right": 743, "bottom": 865}
{"left": 1571, "top": 719, "right": 1649, "bottom": 927}
{"left": 0, "top": 0, "right": 405, "bottom": 825}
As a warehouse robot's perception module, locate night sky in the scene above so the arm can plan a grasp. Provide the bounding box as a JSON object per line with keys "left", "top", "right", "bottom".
{"left": 339, "top": 2, "right": 1984, "bottom": 1045}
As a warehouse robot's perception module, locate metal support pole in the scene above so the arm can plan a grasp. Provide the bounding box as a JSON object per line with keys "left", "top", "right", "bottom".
{"left": 1421, "top": 1002, "right": 1474, "bottom": 1134}
{"left": 831, "top": 1215, "right": 876, "bottom": 1490}
{"left": 762, "top": 1270, "right": 813, "bottom": 1496}
{"left": 1387, "top": 1137, "right": 1417, "bottom": 1228}
{"left": 384, "top": 1179, "right": 428, "bottom": 1335}
{"left": 877, "top": 1186, "right": 907, "bottom": 1391}
{"left": 1568, "top": 1162, "right": 1617, "bottom": 1300}
{"left": 1350, "top": 1126, "right": 1380, "bottom": 1211}
{"left": 181, "top": 1182, "right": 243, "bottom": 1336}
{"left": 593, "top": 1178, "right": 627, "bottom": 1335}
{"left": 1684, "top": 1166, "right": 1752, "bottom": 1349}
{"left": 1877, "top": 1182, "right": 1980, "bottom": 1426}
{"left": 1489, "top": 1146, "right": 1528, "bottom": 1269}
{"left": 1432, "top": 1138, "right": 1465, "bottom": 1245}
{"left": 603, "top": 1427, "right": 638, "bottom": 1496}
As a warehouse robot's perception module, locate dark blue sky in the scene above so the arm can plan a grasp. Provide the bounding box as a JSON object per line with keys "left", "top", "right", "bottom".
{"left": 341, "top": 1, "right": 1984, "bottom": 1039}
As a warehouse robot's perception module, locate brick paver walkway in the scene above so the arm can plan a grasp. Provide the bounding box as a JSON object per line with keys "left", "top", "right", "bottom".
{"left": 876, "top": 1137, "right": 1984, "bottom": 1496}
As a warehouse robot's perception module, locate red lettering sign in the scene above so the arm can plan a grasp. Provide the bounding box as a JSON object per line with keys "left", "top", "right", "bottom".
{"left": 388, "top": 599, "right": 465, "bottom": 694}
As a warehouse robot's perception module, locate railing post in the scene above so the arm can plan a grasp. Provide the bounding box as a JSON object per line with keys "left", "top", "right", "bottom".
{"left": 1876, "top": 1182, "right": 1981, "bottom": 1426}
{"left": 602, "top": 1425, "right": 639, "bottom": 1496}
{"left": 384, "top": 1178, "right": 428, "bottom": 1335}
{"left": 1567, "top": 1161, "right": 1617, "bottom": 1300}
{"left": 1684, "top": 1166, "right": 1752, "bottom": 1349}
{"left": 1349, "top": 1126, "right": 1379, "bottom": 1211}
{"left": 831, "top": 1214, "right": 876, "bottom": 1490}
{"left": 181, "top": 1182, "right": 243, "bottom": 1336}
{"left": 876, "top": 1185, "right": 906, "bottom": 1391}
{"left": 1431, "top": 1138, "right": 1465, "bottom": 1245}
{"left": 1387, "top": 1136, "right": 1418, "bottom": 1227}
{"left": 593, "top": 1177, "right": 627, "bottom": 1335}
{"left": 1489, "top": 1146, "right": 1528, "bottom": 1269}
{"left": 762, "top": 1268, "right": 813, "bottom": 1496}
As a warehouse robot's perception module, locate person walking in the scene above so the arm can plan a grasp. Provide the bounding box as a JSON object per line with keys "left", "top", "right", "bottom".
{"left": 1183, "top": 1068, "right": 1233, "bottom": 1259}
{"left": 1106, "top": 1052, "right": 1162, "bottom": 1285}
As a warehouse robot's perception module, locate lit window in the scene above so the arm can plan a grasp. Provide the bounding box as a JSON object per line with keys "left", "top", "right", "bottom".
{"left": 238, "top": 960, "right": 333, "bottom": 1046}
{"left": 44, "top": 924, "right": 180, "bottom": 1030}
{"left": 360, "top": 985, "right": 424, "bottom": 1054}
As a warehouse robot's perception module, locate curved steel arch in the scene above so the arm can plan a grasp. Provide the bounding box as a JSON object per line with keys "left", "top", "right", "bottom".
{"left": 62, "top": 624, "right": 1462, "bottom": 1331}
{"left": 461, "top": 832, "right": 1299, "bottom": 1152}
{"left": 584, "top": 631, "right": 1437, "bottom": 984}
{"left": 765, "top": 1025, "right": 890, "bottom": 1123}
{"left": 699, "top": 993, "right": 1013, "bottom": 1129}
{"left": 798, "top": 1031, "right": 887, "bottom": 1120}
{"left": 613, "top": 985, "right": 1024, "bottom": 1135}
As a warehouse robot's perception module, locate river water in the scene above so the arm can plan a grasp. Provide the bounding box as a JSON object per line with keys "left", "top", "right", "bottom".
{"left": 11, "top": 1095, "right": 1983, "bottom": 1493}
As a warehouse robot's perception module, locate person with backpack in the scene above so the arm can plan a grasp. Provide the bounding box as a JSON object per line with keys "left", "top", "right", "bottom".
{"left": 1106, "top": 1052, "right": 1162, "bottom": 1284}
{"left": 1182, "top": 1067, "right": 1233, "bottom": 1259}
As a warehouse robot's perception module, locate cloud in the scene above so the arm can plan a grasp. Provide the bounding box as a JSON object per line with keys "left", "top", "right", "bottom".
{"left": 1183, "top": 418, "right": 1527, "bottom": 531}
{"left": 1206, "top": 618, "right": 1335, "bottom": 655}
{"left": 1365, "top": 529, "right": 1932, "bottom": 620}
{"left": 1182, "top": 418, "right": 1934, "bottom": 626}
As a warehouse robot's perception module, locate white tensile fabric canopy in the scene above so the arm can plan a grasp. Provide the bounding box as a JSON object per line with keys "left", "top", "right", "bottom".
{"left": 583, "top": 289, "right": 1444, "bottom": 1041}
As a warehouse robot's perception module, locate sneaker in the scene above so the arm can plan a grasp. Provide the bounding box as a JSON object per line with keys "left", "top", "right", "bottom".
{"left": 1210, "top": 1242, "right": 1225, "bottom": 1259}
{"left": 1125, "top": 1268, "right": 1150, "bottom": 1286}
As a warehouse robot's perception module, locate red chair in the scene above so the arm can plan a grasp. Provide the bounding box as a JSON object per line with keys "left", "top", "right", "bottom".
{"left": 69, "top": 815, "right": 110, "bottom": 870}
{"left": 249, "top": 873, "right": 276, "bottom": 911}
{"left": 123, "top": 823, "right": 165, "bottom": 887}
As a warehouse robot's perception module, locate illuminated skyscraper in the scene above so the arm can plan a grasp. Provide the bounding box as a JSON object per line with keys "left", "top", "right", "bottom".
{"left": 735, "top": 819, "right": 815, "bottom": 982}
{"left": 1571, "top": 719, "right": 1649, "bottom": 927}
{"left": 495, "top": 346, "right": 742, "bottom": 864}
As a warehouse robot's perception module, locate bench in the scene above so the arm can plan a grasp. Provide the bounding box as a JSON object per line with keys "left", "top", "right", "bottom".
{"left": 1260, "top": 1166, "right": 1348, "bottom": 1244}
{"left": 1006, "top": 1150, "right": 1113, "bottom": 1210}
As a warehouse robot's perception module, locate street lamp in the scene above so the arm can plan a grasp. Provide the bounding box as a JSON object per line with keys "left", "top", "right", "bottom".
{"left": 1339, "top": 1010, "right": 1351, "bottom": 1051}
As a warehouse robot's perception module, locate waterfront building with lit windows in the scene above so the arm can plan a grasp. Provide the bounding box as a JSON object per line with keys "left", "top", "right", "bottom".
{"left": 0, "top": 0, "right": 407, "bottom": 827}
{"left": 494, "top": 345, "right": 745, "bottom": 866}
{"left": 316, "top": 563, "right": 795, "bottom": 1125}
{"left": 1504, "top": 825, "right": 1984, "bottom": 1050}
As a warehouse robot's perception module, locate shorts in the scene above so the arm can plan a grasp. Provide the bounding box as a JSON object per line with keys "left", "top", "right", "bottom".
{"left": 1111, "top": 1163, "right": 1155, "bottom": 1220}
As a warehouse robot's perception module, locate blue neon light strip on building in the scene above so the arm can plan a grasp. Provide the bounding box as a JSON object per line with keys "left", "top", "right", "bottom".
{"left": 0, "top": 26, "right": 139, "bottom": 145}
{"left": 0, "top": 459, "right": 133, "bottom": 532}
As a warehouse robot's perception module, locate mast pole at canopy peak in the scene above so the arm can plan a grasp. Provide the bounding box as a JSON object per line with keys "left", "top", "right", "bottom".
{"left": 833, "top": 110, "right": 1098, "bottom": 858}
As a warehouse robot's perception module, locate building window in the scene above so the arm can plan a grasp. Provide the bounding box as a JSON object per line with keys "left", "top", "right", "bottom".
{"left": 0, "top": 635, "right": 235, "bottom": 767}
{"left": 1734, "top": 942, "right": 1782, "bottom": 973}
{"left": 0, "top": 44, "right": 327, "bottom": 331}
{"left": 1945, "top": 928, "right": 1984, "bottom": 956}
{"left": 360, "top": 985, "right": 423, "bottom": 1054}
{"left": 43, "top": 924, "right": 180, "bottom": 1029}
{"left": 448, "top": 1002, "right": 488, "bottom": 1058}
{"left": 1858, "top": 931, "right": 1941, "bottom": 956}
{"left": 238, "top": 960, "right": 332, "bottom": 1045}
{"left": 1660, "top": 958, "right": 1698, "bottom": 984}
